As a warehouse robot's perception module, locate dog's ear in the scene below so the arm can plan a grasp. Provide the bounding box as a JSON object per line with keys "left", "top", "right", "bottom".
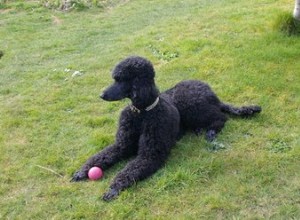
{"left": 131, "top": 77, "right": 155, "bottom": 101}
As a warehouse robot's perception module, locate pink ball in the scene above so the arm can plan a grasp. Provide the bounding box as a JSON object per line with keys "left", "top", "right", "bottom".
{"left": 88, "top": 167, "right": 103, "bottom": 180}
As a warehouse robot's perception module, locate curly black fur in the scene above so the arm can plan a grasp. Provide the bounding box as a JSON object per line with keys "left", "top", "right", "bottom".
{"left": 162, "top": 80, "right": 261, "bottom": 140}
{"left": 71, "top": 56, "right": 261, "bottom": 201}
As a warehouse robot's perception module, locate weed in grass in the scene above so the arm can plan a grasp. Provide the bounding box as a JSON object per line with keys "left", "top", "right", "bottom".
{"left": 148, "top": 44, "right": 179, "bottom": 61}
{"left": 267, "top": 139, "right": 292, "bottom": 153}
{"left": 207, "top": 140, "right": 228, "bottom": 152}
{"left": 39, "top": 0, "right": 125, "bottom": 11}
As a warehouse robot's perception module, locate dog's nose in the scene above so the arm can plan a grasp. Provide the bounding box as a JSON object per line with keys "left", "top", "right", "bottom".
{"left": 100, "top": 93, "right": 106, "bottom": 100}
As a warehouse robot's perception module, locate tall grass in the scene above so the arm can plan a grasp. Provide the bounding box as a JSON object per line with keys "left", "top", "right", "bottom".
{"left": 273, "top": 11, "right": 300, "bottom": 35}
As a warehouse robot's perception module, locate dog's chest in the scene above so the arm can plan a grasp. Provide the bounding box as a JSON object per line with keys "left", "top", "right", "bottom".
{"left": 129, "top": 111, "right": 156, "bottom": 132}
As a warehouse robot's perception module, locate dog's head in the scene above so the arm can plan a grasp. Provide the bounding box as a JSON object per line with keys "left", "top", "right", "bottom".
{"left": 100, "top": 56, "right": 156, "bottom": 101}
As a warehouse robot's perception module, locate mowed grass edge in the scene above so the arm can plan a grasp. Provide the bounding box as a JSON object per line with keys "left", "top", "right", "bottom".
{"left": 0, "top": 0, "right": 299, "bottom": 219}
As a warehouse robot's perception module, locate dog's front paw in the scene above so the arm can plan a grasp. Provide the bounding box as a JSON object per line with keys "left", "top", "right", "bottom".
{"left": 70, "top": 170, "right": 88, "bottom": 182}
{"left": 102, "top": 188, "right": 120, "bottom": 202}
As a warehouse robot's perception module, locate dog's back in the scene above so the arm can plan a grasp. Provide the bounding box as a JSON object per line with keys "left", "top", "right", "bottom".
{"left": 162, "top": 80, "right": 261, "bottom": 140}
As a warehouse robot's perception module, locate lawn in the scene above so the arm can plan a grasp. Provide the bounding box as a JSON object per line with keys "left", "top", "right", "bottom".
{"left": 0, "top": 0, "right": 299, "bottom": 219}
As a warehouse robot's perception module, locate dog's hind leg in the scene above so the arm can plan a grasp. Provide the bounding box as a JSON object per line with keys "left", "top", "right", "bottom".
{"left": 205, "top": 118, "right": 227, "bottom": 141}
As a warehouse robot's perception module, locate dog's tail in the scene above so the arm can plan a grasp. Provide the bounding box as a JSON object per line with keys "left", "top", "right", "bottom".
{"left": 220, "top": 103, "right": 261, "bottom": 117}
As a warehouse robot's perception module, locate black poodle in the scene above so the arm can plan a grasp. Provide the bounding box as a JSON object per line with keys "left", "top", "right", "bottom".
{"left": 71, "top": 56, "right": 261, "bottom": 201}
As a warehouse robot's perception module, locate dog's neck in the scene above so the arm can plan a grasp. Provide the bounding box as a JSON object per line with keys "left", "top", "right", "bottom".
{"left": 130, "top": 82, "right": 160, "bottom": 113}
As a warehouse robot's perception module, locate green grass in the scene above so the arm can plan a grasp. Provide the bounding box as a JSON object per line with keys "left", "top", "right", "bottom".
{"left": 1, "top": 0, "right": 300, "bottom": 219}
